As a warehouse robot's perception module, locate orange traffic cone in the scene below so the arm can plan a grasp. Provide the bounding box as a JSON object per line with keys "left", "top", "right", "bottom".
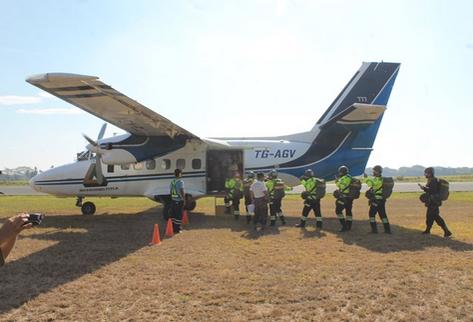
{"left": 165, "top": 218, "right": 174, "bottom": 237}
{"left": 182, "top": 210, "right": 189, "bottom": 225}
{"left": 149, "top": 224, "right": 161, "bottom": 245}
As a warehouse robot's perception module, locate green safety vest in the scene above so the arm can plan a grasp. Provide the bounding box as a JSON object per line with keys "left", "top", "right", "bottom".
{"left": 303, "top": 177, "right": 317, "bottom": 199}
{"left": 364, "top": 176, "right": 384, "bottom": 199}
{"left": 336, "top": 175, "right": 352, "bottom": 195}
{"left": 170, "top": 179, "right": 182, "bottom": 200}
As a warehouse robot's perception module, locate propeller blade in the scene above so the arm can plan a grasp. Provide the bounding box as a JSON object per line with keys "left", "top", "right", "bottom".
{"left": 82, "top": 134, "right": 98, "bottom": 147}
{"left": 97, "top": 123, "right": 107, "bottom": 141}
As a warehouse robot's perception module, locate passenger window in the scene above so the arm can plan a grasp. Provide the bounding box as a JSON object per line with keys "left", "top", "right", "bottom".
{"left": 192, "top": 158, "right": 201, "bottom": 169}
{"left": 176, "top": 159, "right": 186, "bottom": 170}
{"left": 121, "top": 164, "right": 130, "bottom": 170}
{"left": 134, "top": 162, "right": 144, "bottom": 170}
{"left": 107, "top": 165, "right": 114, "bottom": 173}
{"left": 161, "top": 159, "right": 171, "bottom": 170}
{"left": 146, "top": 159, "right": 156, "bottom": 170}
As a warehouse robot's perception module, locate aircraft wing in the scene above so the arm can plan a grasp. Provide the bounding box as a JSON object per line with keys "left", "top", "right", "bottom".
{"left": 26, "top": 73, "right": 198, "bottom": 138}
{"left": 320, "top": 103, "right": 386, "bottom": 130}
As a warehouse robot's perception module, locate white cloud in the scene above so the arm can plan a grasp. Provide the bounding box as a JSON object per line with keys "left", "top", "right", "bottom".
{"left": 38, "top": 92, "right": 55, "bottom": 98}
{"left": 0, "top": 95, "right": 43, "bottom": 105}
{"left": 16, "top": 108, "right": 84, "bottom": 115}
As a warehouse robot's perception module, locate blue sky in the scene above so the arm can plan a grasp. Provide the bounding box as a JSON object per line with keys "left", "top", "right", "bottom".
{"left": 1, "top": 0, "right": 472, "bottom": 170}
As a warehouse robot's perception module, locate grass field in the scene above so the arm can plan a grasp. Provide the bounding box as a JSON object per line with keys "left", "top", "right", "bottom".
{"left": 1, "top": 194, "right": 472, "bottom": 321}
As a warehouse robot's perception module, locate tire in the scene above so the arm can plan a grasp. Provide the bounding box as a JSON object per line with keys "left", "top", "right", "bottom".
{"left": 81, "top": 202, "right": 96, "bottom": 215}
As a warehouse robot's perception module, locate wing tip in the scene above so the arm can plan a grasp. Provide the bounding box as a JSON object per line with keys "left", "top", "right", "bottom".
{"left": 26, "top": 73, "right": 98, "bottom": 84}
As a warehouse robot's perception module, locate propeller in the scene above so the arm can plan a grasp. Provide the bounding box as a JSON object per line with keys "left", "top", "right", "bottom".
{"left": 82, "top": 123, "right": 107, "bottom": 186}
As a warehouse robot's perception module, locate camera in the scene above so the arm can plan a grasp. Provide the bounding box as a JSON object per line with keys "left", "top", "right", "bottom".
{"left": 25, "top": 213, "right": 45, "bottom": 226}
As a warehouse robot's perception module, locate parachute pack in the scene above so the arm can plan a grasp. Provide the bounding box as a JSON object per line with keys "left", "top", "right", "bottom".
{"left": 381, "top": 177, "right": 394, "bottom": 199}
{"left": 315, "top": 179, "right": 326, "bottom": 199}
{"left": 437, "top": 178, "right": 449, "bottom": 201}
{"left": 349, "top": 178, "right": 362, "bottom": 199}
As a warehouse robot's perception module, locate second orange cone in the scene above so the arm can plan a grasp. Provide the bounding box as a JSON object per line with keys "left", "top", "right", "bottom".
{"left": 149, "top": 224, "right": 161, "bottom": 245}
{"left": 182, "top": 210, "right": 189, "bottom": 225}
{"left": 165, "top": 218, "right": 174, "bottom": 237}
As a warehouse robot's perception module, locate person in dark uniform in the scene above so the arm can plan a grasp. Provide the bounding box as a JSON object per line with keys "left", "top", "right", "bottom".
{"left": 266, "top": 170, "right": 286, "bottom": 226}
{"left": 419, "top": 167, "right": 452, "bottom": 237}
{"left": 243, "top": 171, "right": 256, "bottom": 224}
{"left": 169, "top": 168, "right": 186, "bottom": 234}
{"left": 334, "top": 165, "right": 353, "bottom": 232}
{"left": 225, "top": 171, "right": 243, "bottom": 219}
{"left": 296, "top": 169, "right": 323, "bottom": 229}
{"left": 363, "top": 165, "right": 391, "bottom": 234}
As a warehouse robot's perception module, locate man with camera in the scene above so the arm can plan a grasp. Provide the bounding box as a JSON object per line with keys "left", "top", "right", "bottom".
{"left": 0, "top": 213, "right": 33, "bottom": 266}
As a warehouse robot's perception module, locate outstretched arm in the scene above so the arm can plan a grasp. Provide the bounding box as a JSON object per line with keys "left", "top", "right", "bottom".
{"left": 0, "top": 214, "right": 32, "bottom": 263}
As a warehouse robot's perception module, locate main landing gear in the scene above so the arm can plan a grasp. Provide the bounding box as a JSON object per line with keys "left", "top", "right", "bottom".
{"left": 76, "top": 196, "right": 96, "bottom": 215}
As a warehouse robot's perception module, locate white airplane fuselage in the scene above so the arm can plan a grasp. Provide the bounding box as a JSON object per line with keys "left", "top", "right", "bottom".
{"left": 30, "top": 131, "right": 317, "bottom": 199}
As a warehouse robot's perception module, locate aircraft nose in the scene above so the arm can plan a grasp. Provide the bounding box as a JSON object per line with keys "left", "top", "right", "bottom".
{"left": 29, "top": 174, "right": 42, "bottom": 192}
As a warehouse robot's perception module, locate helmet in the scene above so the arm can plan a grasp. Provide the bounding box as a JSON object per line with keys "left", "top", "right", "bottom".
{"left": 304, "top": 169, "right": 314, "bottom": 178}
{"left": 424, "top": 167, "right": 435, "bottom": 175}
{"left": 373, "top": 165, "right": 383, "bottom": 174}
{"left": 247, "top": 171, "right": 255, "bottom": 179}
{"left": 338, "top": 165, "right": 348, "bottom": 175}
{"left": 269, "top": 170, "right": 278, "bottom": 179}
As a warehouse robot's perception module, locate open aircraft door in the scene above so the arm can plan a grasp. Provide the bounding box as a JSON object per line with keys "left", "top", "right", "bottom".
{"left": 206, "top": 150, "right": 244, "bottom": 194}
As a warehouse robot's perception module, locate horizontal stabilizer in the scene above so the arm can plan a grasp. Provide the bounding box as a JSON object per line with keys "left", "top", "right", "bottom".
{"left": 320, "top": 103, "right": 386, "bottom": 130}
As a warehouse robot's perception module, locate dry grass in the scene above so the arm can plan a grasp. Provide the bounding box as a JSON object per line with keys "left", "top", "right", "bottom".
{"left": 0, "top": 194, "right": 472, "bottom": 321}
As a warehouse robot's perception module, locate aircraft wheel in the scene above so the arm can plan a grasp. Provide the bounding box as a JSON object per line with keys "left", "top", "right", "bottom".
{"left": 81, "top": 202, "right": 96, "bottom": 215}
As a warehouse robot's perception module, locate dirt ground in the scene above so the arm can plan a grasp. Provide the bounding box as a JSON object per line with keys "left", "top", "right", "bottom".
{"left": 1, "top": 194, "right": 472, "bottom": 321}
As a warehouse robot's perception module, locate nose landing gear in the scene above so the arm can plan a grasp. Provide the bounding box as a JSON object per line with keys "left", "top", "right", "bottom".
{"left": 76, "top": 196, "right": 96, "bottom": 215}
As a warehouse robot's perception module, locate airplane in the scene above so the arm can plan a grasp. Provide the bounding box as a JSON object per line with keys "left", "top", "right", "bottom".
{"left": 28, "top": 61, "right": 400, "bottom": 215}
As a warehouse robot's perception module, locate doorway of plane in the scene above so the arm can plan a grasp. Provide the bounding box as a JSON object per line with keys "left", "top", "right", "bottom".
{"left": 206, "top": 150, "right": 244, "bottom": 194}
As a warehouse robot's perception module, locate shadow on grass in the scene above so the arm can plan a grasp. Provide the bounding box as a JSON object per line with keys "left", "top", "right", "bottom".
{"left": 0, "top": 207, "right": 163, "bottom": 314}
{"left": 1, "top": 208, "right": 472, "bottom": 314}
{"left": 187, "top": 212, "right": 473, "bottom": 253}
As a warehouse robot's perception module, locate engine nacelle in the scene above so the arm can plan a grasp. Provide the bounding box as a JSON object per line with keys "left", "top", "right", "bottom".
{"left": 101, "top": 149, "right": 137, "bottom": 165}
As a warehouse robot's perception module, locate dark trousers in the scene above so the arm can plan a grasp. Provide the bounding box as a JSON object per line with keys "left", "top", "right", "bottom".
{"left": 425, "top": 205, "right": 448, "bottom": 232}
{"left": 170, "top": 200, "right": 183, "bottom": 232}
{"left": 253, "top": 198, "right": 268, "bottom": 227}
{"left": 244, "top": 195, "right": 253, "bottom": 223}
{"left": 224, "top": 195, "right": 241, "bottom": 215}
{"left": 335, "top": 198, "right": 353, "bottom": 229}
{"left": 269, "top": 198, "right": 284, "bottom": 223}
{"left": 368, "top": 199, "right": 390, "bottom": 232}
{"left": 301, "top": 198, "right": 322, "bottom": 227}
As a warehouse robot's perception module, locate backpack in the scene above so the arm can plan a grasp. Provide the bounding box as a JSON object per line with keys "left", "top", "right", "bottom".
{"left": 382, "top": 177, "right": 394, "bottom": 199}
{"left": 349, "top": 178, "right": 361, "bottom": 199}
{"left": 437, "top": 178, "right": 449, "bottom": 201}
{"left": 315, "top": 179, "right": 326, "bottom": 199}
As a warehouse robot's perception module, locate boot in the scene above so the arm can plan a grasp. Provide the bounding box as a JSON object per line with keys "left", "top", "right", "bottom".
{"left": 422, "top": 228, "right": 431, "bottom": 234}
{"left": 280, "top": 216, "right": 286, "bottom": 225}
{"left": 346, "top": 220, "right": 352, "bottom": 231}
{"left": 295, "top": 221, "right": 306, "bottom": 228}
{"left": 444, "top": 229, "right": 452, "bottom": 238}
{"left": 370, "top": 222, "right": 378, "bottom": 233}
{"left": 383, "top": 223, "right": 391, "bottom": 234}
{"left": 339, "top": 219, "right": 348, "bottom": 232}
